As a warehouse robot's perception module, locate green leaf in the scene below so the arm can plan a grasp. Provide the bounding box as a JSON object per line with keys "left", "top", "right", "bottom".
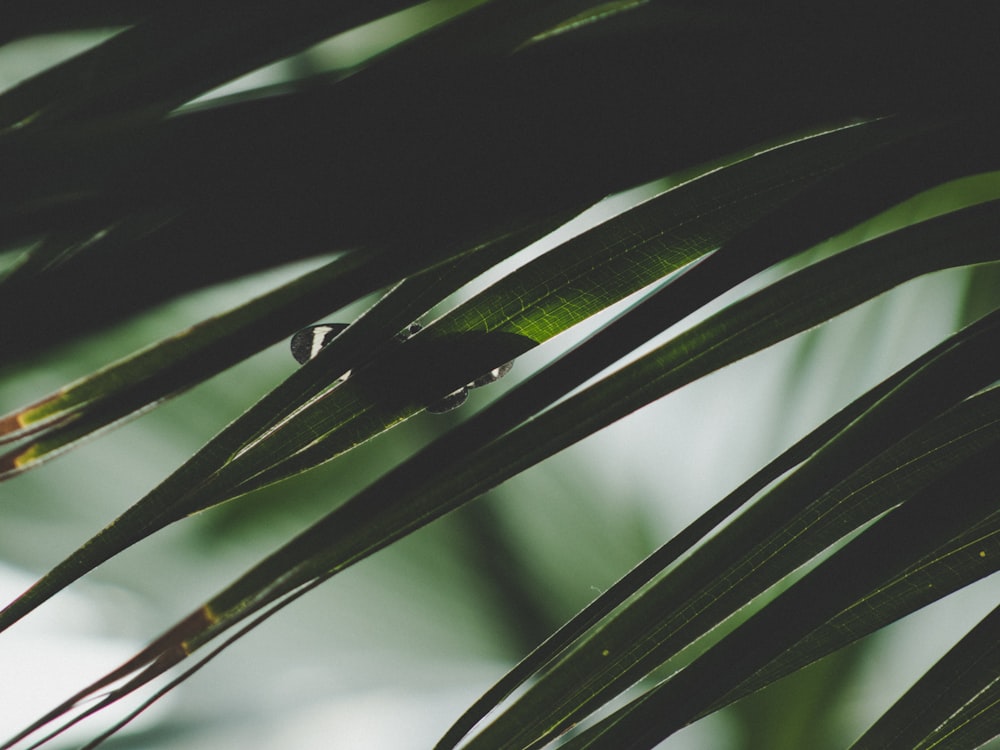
{"left": 455, "top": 320, "right": 1000, "bottom": 749}
{"left": 216, "top": 116, "right": 915, "bottom": 500}
{"left": 0, "top": 1, "right": 430, "bottom": 129}
{"left": 4, "top": 5, "right": 1000, "bottom": 749}
{"left": 9, "top": 192, "right": 994, "bottom": 749}
{"left": 0, "top": 250, "right": 388, "bottom": 467}
{"left": 0, "top": 2, "right": 614, "bottom": 355}
{"left": 0, "top": 216, "right": 562, "bottom": 633}
{"left": 0, "top": 2, "right": 149, "bottom": 43}
{"left": 436, "top": 307, "right": 1000, "bottom": 749}
{"left": 0, "top": 214, "right": 562, "bottom": 469}
{"left": 4, "top": 10, "right": 996, "bottom": 356}
{"left": 562, "top": 441, "right": 1000, "bottom": 749}
{"left": 424, "top": 201, "right": 1000, "bottom": 558}
{"left": 851, "top": 604, "right": 1000, "bottom": 750}
{"left": 703, "top": 511, "right": 1000, "bottom": 723}
{"left": 0, "top": 118, "right": 904, "bottom": 634}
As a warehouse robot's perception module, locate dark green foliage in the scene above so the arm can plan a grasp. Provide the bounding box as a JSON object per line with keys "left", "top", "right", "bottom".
{"left": 0, "top": 2, "right": 998, "bottom": 748}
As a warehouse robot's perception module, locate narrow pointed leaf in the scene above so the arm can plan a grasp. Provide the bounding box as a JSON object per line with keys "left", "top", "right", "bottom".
{"left": 0, "top": 214, "right": 561, "bottom": 462}
{"left": 212, "top": 117, "right": 911, "bottom": 501}
{"left": 13, "top": 196, "right": 996, "bottom": 746}
{"left": 460, "top": 371, "right": 1000, "bottom": 750}
{"left": 0, "top": 249, "right": 381, "bottom": 465}
{"left": 7, "top": 5, "right": 995, "bottom": 257}
{"left": 851, "top": 604, "right": 1000, "bottom": 750}
{"left": 0, "top": 0, "right": 611, "bottom": 130}
{"left": 705, "top": 507, "right": 1000, "bottom": 721}
{"left": 361, "top": 118, "right": 1000, "bottom": 525}
{"left": 0, "top": 2, "right": 624, "bottom": 353}
{"left": 436, "top": 308, "right": 1000, "bottom": 749}
{"left": 0, "top": 216, "right": 563, "bottom": 631}
{"left": 562, "top": 444, "right": 1000, "bottom": 750}
{"left": 4, "top": 6, "right": 1000, "bottom": 749}
{"left": 0, "top": 2, "right": 151, "bottom": 43}
{"left": 0, "top": 118, "right": 903, "bottom": 633}
{"left": 4, "top": 10, "right": 996, "bottom": 359}
{"left": 0, "top": 1, "right": 428, "bottom": 130}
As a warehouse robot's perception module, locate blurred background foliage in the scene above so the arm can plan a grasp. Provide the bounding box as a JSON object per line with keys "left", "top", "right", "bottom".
{"left": 0, "top": 2, "right": 998, "bottom": 749}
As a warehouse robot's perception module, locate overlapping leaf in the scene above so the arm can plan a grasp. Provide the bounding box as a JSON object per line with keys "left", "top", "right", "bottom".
{"left": 4, "top": 3, "right": 1000, "bottom": 748}
{"left": 0, "top": 117, "right": 912, "bottom": 637}
{"left": 851, "top": 604, "right": 1000, "bottom": 750}
{"left": 558, "top": 442, "right": 1000, "bottom": 749}
{"left": 0, "top": 1, "right": 609, "bottom": 356}
{"left": 0, "top": 2, "right": 149, "bottom": 43}
{"left": 441, "top": 205, "right": 1000, "bottom": 749}
{"left": 0, "top": 0, "right": 439, "bottom": 129}
{"left": 0, "top": 217, "right": 559, "bottom": 472}
{"left": 7, "top": 187, "right": 996, "bottom": 748}
{"left": 437, "top": 306, "right": 1000, "bottom": 749}
{"left": 710, "top": 507, "right": 1000, "bottom": 721}
{"left": 4, "top": 2, "right": 997, "bottom": 357}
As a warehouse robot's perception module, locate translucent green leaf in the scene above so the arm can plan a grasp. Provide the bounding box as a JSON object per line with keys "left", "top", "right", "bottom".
{"left": 4, "top": 6, "right": 1000, "bottom": 749}
{"left": 0, "top": 216, "right": 562, "bottom": 633}
{"left": 0, "top": 118, "right": 907, "bottom": 637}
{"left": 0, "top": 215, "right": 560, "bottom": 469}
{"left": 9, "top": 194, "right": 994, "bottom": 749}
{"left": 4, "top": 12, "right": 995, "bottom": 361}
{"left": 0, "top": 2, "right": 614, "bottom": 354}
{"left": 214, "top": 117, "right": 910, "bottom": 501}
{"left": 0, "top": 252, "right": 370, "bottom": 449}
{"left": 0, "top": 2, "right": 147, "bottom": 43}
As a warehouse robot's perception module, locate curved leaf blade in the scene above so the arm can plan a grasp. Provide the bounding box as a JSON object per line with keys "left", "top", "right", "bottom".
{"left": 462, "top": 380, "right": 1000, "bottom": 750}
{"left": 217, "top": 116, "right": 908, "bottom": 500}
{"left": 705, "top": 510, "right": 1000, "bottom": 723}
{"left": 10, "top": 195, "right": 995, "bottom": 748}
{"left": 0, "top": 118, "right": 902, "bottom": 633}
{"left": 0, "top": 216, "right": 564, "bottom": 633}
{"left": 436, "top": 308, "right": 1000, "bottom": 749}
{"left": 0, "top": 249, "right": 378, "bottom": 462}
{"left": 564, "top": 440, "right": 1000, "bottom": 750}
{"left": 851, "top": 604, "right": 1000, "bottom": 750}
{"left": 0, "top": 1, "right": 429, "bottom": 130}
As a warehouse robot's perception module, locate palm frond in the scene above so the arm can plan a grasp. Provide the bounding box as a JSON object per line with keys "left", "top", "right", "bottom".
{"left": 1, "top": 2, "right": 998, "bottom": 748}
